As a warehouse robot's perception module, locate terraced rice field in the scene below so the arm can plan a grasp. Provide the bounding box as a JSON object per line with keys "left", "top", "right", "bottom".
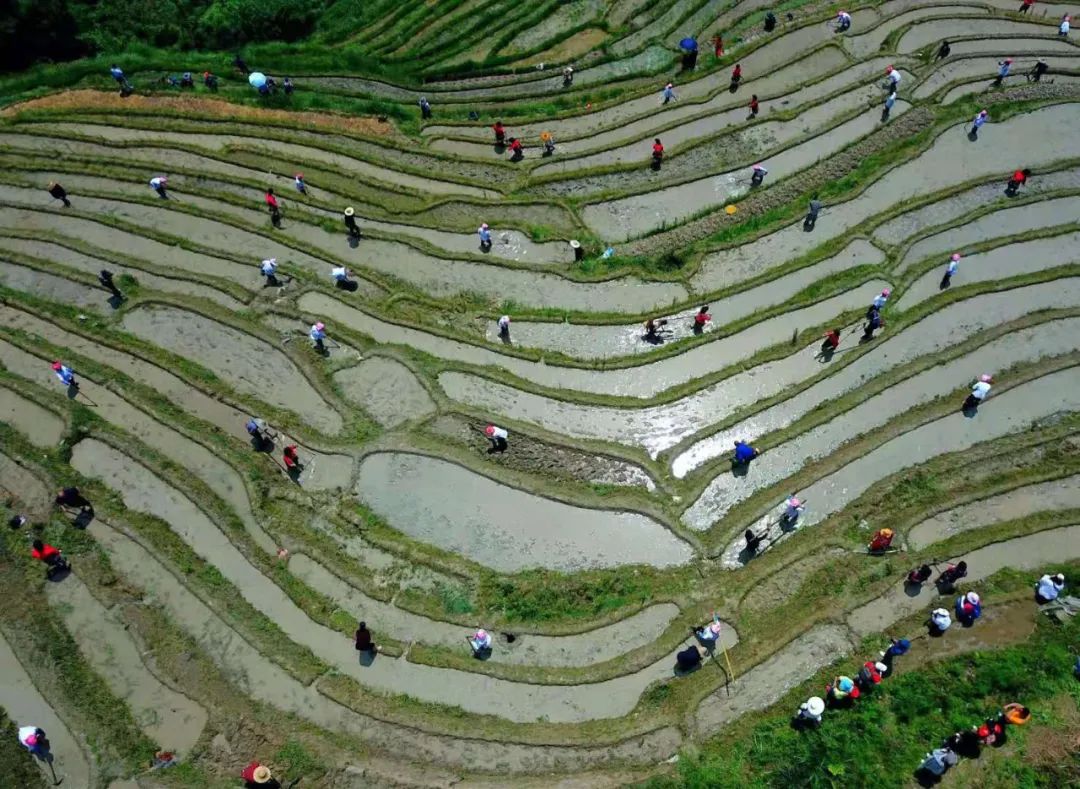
{"left": 1, "top": 1, "right": 1079, "bottom": 786}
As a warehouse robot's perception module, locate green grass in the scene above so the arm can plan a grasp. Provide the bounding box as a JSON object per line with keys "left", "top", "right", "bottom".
{"left": 645, "top": 587, "right": 1080, "bottom": 789}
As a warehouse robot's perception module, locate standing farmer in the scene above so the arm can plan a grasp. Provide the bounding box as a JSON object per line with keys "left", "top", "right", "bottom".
{"left": 52, "top": 361, "right": 77, "bottom": 389}
{"left": 109, "top": 64, "right": 131, "bottom": 90}
{"left": 970, "top": 109, "right": 988, "bottom": 139}
{"left": 941, "top": 253, "right": 960, "bottom": 288}
{"left": 713, "top": 34, "right": 724, "bottom": 57}
{"left": 265, "top": 188, "right": 281, "bottom": 227}
{"left": 1060, "top": 14, "right": 1070, "bottom": 36}
{"left": 750, "top": 163, "right": 768, "bottom": 186}
{"left": 994, "top": 59, "right": 1012, "bottom": 86}
{"left": 652, "top": 138, "right": 664, "bottom": 169}
{"left": 730, "top": 63, "right": 743, "bottom": 90}
{"left": 294, "top": 173, "right": 306, "bottom": 194}
{"left": 478, "top": 223, "right": 492, "bottom": 250}
{"left": 310, "top": 322, "right": 327, "bottom": 354}
{"left": 344, "top": 207, "right": 361, "bottom": 240}
{"left": 419, "top": 97, "right": 432, "bottom": 118}
{"left": 748, "top": 94, "right": 759, "bottom": 118}
{"left": 662, "top": 83, "right": 676, "bottom": 104}
{"left": 882, "top": 90, "right": 896, "bottom": 121}
{"left": 497, "top": 314, "right": 510, "bottom": 340}
{"left": 885, "top": 65, "right": 901, "bottom": 91}
{"left": 99, "top": 269, "right": 122, "bottom": 300}
{"left": 862, "top": 308, "right": 884, "bottom": 340}
{"left": 46, "top": 181, "right": 71, "bottom": 207}
{"left": 260, "top": 258, "right": 281, "bottom": 286}
{"left": 149, "top": 175, "right": 168, "bottom": 198}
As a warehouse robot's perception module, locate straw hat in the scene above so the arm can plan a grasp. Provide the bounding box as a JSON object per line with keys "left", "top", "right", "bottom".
{"left": 806, "top": 696, "right": 825, "bottom": 716}
{"left": 966, "top": 591, "right": 980, "bottom": 604}
{"left": 951, "top": 253, "right": 961, "bottom": 261}
{"left": 569, "top": 239, "right": 581, "bottom": 249}
{"left": 253, "top": 765, "right": 272, "bottom": 783}
{"left": 52, "top": 361, "right": 62, "bottom": 371}
{"left": 540, "top": 131, "right": 552, "bottom": 142}
{"left": 47, "top": 181, "right": 56, "bottom": 189}
{"left": 879, "top": 528, "right": 894, "bottom": 538}
{"left": 725, "top": 204, "right": 738, "bottom": 214}
{"left": 344, "top": 206, "right": 355, "bottom": 216}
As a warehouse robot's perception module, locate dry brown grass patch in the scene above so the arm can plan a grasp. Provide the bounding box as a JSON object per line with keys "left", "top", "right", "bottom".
{"left": 1, "top": 89, "right": 402, "bottom": 139}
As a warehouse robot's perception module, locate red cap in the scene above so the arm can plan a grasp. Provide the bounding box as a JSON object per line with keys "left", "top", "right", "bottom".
{"left": 52, "top": 361, "right": 62, "bottom": 371}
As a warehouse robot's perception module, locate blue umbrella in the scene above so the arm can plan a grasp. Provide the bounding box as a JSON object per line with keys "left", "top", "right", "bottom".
{"left": 248, "top": 72, "right": 267, "bottom": 88}
{"left": 680, "top": 37, "right": 698, "bottom": 51}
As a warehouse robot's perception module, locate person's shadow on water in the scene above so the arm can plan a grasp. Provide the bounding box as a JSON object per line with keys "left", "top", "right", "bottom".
{"left": 730, "top": 459, "right": 750, "bottom": 478}
{"left": 358, "top": 649, "right": 377, "bottom": 667}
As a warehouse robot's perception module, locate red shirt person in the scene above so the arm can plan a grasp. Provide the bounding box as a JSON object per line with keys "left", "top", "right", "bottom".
{"left": 31, "top": 540, "right": 61, "bottom": 564}
{"left": 283, "top": 445, "right": 301, "bottom": 470}
{"left": 652, "top": 139, "right": 664, "bottom": 159}
{"left": 493, "top": 121, "right": 506, "bottom": 143}
{"left": 265, "top": 189, "right": 278, "bottom": 209}
{"left": 731, "top": 64, "right": 742, "bottom": 82}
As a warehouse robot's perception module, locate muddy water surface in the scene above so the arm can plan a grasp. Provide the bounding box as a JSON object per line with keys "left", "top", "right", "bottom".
{"left": 122, "top": 305, "right": 343, "bottom": 435}
{"left": 355, "top": 452, "right": 693, "bottom": 571}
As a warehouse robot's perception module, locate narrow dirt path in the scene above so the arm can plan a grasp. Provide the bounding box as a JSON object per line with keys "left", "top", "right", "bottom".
{"left": 89, "top": 518, "right": 684, "bottom": 771}
{"left": 310, "top": 278, "right": 889, "bottom": 399}
{"left": 73, "top": 439, "right": 708, "bottom": 724}
{"left": 896, "top": 196, "right": 1080, "bottom": 272}
{"left": 694, "top": 624, "right": 853, "bottom": 736}
{"left": 873, "top": 166, "right": 1080, "bottom": 246}
{"left": 121, "top": 305, "right": 344, "bottom": 435}
{"left": 0, "top": 206, "right": 256, "bottom": 287}
{"left": 848, "top": 524, "right": 1080, "bottom": 637}
{"left": 444, "top": 281, "right": 1078, "bottom": 459}
{"left": 484, "top": 240, "right": 884, "bottom": 359}
{"left": 680, "top": 318, "right": 1080, "bottom": 526}
{"left": 530, "top": 64, "right": 895, "bottom": 177}
{"left": 907, "top": 476, "right": 1080, "bottom": 549}
{"left": 0, "top": 236, "right": 245, "bottom": 310}
{"left": 675, "top": 300, "right": 1080, "bottom": 481}
{"left": 719, "top": 367, "right": 1080, "bottom": 562}
{"left": 46, "top": 573, "right": 208, "bottom": 755}
{"left": 0, "top": 630, "right": 93, "bottom": 788}
{"left": 694, "top": 104, "right": 1080, "bottom": 292}
{"left": 289, "top": 555, "right": 681, "bottom": 667}
{"left": 355, "top": 452, "right": 693, "bottom": 572}
{"left": 895, "top": 231, "right": 1080, "bottom": 309}
{"left": 584, "top": 102, "right": 912, "bottom": 242}
{"left": 0, "top": 337, "right": 276, "bottom": 554}
{"left": 0, "top": 305, "right": 354, "bottom": 491}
